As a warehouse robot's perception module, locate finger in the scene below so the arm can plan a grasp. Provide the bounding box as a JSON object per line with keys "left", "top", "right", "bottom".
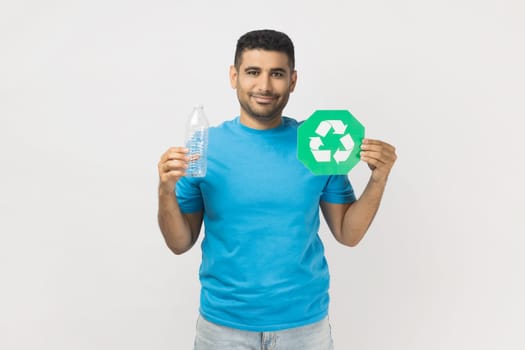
{"left": 361, "top": 143, "right": 396, "bottom": 161}
{"left": 162, "top": 154, "right": 199, "bottom": 166}
{"left": 160, "top": 153, "right": 189, "bottom": 166}
{"left": 360, "top": 156, "right": 382, "bottom": 172}
{"left": 360, "top": 153, "right": 386, "bottom": 167}
{"left": 162, "top": 169, "right": 186, "bottom": 178}
{"left": 160, "top": 147, "right": 189, "bottom": 162}
{"left": 160, "top": 159, "right": 188, "bottom": 174}
{"left": 362, "top": 139, "right": 395, "bottom": 152}
{"left": 360, "top": 148, "right": 394, "bottom": 162}
{"left": 362, "top": 138, "right": 383, "bottom": 145}
{"left": 362, "top": 138, "right": 388, "bottom": 145}
{"left": 158, "top": 156, "right": 186, "bottom": 171}
{"left": 168, "top": 146, "right": 189, "bottom": 153}
{"left": 361, "top": 139, "right": 395, "bottom": 149}
{"left": 159, "top": 168, "right": 187, "bottom": 183}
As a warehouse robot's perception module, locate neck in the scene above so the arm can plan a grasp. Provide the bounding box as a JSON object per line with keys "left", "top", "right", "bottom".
{"left": 239, "top": 112, "right": 282, "bottom": 130}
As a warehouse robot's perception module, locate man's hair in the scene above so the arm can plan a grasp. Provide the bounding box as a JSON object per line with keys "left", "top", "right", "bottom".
{"left": 234, "top": 29, "right": 295, "bottom": 70}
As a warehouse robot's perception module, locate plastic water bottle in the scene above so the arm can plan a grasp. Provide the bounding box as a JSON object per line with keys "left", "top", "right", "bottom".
{"left": 185, "top": 105, "right": 209, "bottom": 177}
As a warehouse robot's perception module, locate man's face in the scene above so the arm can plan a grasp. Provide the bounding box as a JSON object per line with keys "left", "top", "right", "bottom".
{"left": 230, "top": 49, "right": 297, "bottom": 127}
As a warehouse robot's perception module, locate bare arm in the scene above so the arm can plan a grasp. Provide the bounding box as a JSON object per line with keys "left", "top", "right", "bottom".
{"left": 157, "top": 147, "right": 203, "bottom": 255}
{"left": 321, "top": 139, "right": 397, "bottom": 247}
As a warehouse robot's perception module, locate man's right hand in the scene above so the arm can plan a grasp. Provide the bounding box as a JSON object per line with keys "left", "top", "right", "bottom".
{"left": 157, "top": 147, "right": 203, "bottom": 255}
{"left": 158, "top": 147, "right": 189, "bottom": 195}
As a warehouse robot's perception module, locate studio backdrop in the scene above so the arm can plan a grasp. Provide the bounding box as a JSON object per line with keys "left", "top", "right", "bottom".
{"left": 1, "top": 1, "right": 524, "bottom": 349}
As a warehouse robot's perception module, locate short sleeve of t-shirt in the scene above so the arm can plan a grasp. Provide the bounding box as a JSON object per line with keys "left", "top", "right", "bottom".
{"left": 175, "top": 177, "right": 204, "bottom": 213}
{"left": 320, "top": 175, "right": 356, "bottom": 204}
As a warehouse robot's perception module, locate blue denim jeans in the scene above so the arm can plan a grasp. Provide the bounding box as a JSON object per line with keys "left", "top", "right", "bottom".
{"left": 193, "top": 315, "right": 335, "bottom": 350}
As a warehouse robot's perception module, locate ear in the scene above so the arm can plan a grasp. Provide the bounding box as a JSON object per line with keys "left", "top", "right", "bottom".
{"left": 289, "top": 70, "right": 298, "bottom": 93}
{"left": 229, "top": 65, "right": 238, "bottom": 89}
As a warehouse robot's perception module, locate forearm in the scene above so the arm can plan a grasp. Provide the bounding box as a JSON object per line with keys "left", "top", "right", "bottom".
{"left": 157, "top": 188, "right": 195, "bottom": 255}
{"left": 321, "top": 139, "right": 396, "bottom": 247}
{"left": 341, "top": 177, "right": 387, "bottom": 246}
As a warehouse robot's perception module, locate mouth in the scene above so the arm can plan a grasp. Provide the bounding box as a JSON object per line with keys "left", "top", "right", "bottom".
{"left": 251, "top": 94, "right": 276, "bottom": 104}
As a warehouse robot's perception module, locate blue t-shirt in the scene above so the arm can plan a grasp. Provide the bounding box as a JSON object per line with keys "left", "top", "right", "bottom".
{"left": 176, "top": 116, "right": 356, "bottom": 331}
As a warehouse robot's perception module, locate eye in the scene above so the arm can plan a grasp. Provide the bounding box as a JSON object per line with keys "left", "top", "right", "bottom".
{"left": 271, "top": 71, "right": 285, "bottom": 78}
{"left": 246, "top": 70, "right": 259, "bottom": 76}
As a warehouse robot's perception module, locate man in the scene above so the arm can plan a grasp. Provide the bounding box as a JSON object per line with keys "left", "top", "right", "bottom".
{"left": 157, "top": 29, "right": 396, "bottom": 349}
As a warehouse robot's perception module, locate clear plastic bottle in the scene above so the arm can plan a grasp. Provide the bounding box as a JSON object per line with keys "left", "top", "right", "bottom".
{"left": 185, "top": 105, "right": 209, "bottom": 177}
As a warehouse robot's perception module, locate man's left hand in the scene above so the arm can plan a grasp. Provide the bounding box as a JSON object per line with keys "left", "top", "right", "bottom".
{"left": 359, "top": 138, "right": 397, "bottom": 182}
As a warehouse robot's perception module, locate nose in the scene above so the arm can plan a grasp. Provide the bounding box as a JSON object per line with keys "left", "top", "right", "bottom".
{"left": 257, "top": 72, "right": 272, "bottom": 93}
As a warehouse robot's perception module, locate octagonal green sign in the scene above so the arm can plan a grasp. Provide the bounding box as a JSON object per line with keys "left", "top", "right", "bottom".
{"left": 298, "top": 110, "right": 365, "bottom": 175}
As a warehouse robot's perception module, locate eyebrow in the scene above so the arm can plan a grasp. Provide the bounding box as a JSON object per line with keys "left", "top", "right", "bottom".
{"left": 243, "top": 66, "right": 288, "bottom": 74}
{"left": 270, "top": 68, "right": 287, "bottom": 74}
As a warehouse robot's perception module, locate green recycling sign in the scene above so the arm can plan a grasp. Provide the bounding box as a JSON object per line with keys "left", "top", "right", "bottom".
{"left": 298, "top": 110, "right": 365, "bottom": 175}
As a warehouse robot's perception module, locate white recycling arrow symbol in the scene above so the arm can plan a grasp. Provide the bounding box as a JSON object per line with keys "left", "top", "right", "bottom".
{"left": 310, "top": 120, "right": 354, "bottom": 163}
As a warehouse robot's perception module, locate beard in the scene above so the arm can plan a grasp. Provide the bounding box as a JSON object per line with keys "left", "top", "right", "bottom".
{"left": 237, "top": 91, "right": 290, "bottom": 122}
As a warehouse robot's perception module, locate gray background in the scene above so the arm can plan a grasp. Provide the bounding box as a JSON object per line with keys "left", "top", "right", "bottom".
{"left": 1, "top": 0, "right": 524, "bottom": 349}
